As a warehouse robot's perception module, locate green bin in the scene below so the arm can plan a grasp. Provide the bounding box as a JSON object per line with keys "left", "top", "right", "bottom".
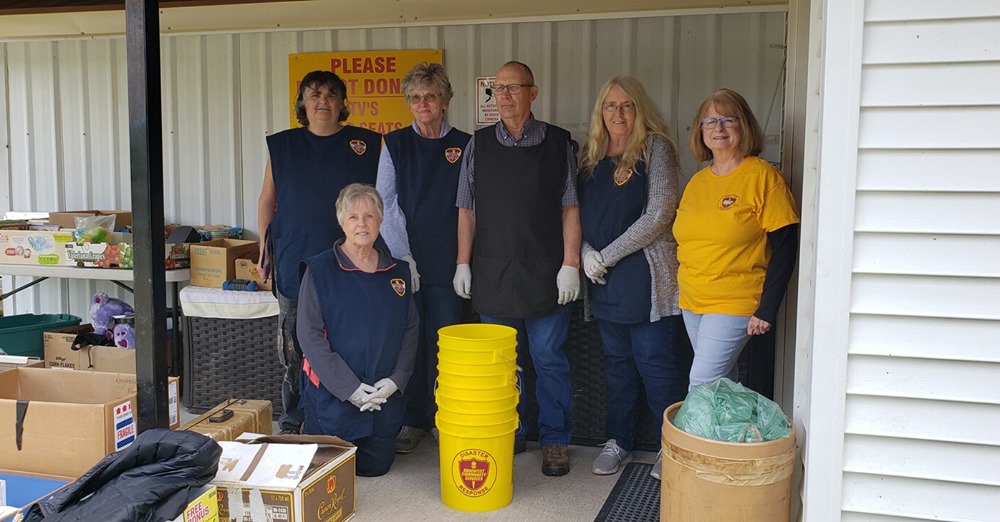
{"left": 0, "top": 314, "right": 83, "bottom": 358}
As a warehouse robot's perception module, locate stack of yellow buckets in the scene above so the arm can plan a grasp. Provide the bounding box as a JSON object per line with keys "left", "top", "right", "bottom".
{"left": 435, "top": 324, "right": 519, "bottom": 512}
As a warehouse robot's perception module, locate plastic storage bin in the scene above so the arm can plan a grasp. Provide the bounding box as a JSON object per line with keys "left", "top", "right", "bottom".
{"left": 0, "top": 314, "right": 83, "bottom": 358}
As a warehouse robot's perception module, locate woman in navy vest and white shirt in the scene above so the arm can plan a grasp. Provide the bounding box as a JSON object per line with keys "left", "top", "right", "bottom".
{"left": 578, "top": 76, "right": 686, "bottom": 481}
{"left": 297, "top": 184, "right": 418, "bottom": 477}
{"left": 376, "top": 63, "right": 471, "bottom": 454}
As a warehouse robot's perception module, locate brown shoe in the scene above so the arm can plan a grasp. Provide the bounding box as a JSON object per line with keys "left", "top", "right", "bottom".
{"left": 542, "top": 444, "right": 570, "bottom": 476}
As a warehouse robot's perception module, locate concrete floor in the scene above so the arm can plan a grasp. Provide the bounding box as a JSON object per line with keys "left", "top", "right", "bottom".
{"left": 181, "top": 408, "right": 656, "bottom": 521}
{"left": 352, "top": 436, "right": 656, "bottom": 522}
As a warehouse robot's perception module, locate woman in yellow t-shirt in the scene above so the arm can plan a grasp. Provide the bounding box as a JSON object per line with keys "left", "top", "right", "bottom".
{"left": 673, "top": 89, "right": 800, "bottom": 389}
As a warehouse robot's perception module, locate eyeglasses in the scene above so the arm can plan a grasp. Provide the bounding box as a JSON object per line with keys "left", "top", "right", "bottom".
{"left": 700, "top": 116, "right": 740, "bottom": 129}
{"left": 407, "top": 92, "right": 440, "bottom": 104}
{"left": 602, "top": 102, "right": 636, "bottom": 114}
{"left": 487, "top": 84, "right": 533, "bottom": 96}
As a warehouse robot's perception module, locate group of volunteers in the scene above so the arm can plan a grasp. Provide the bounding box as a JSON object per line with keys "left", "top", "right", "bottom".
{"left": 256, "top": 59, "right": 800, "bottom": 480}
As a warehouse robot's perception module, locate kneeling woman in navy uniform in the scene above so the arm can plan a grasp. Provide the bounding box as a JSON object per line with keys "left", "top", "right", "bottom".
{"left": 297, "top": 183, "right": 418, "bottom": 476}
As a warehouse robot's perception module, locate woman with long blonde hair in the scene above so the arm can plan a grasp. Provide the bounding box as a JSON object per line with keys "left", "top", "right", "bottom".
{"left": 578, "top": 75, "right": 685, "bottom": 480}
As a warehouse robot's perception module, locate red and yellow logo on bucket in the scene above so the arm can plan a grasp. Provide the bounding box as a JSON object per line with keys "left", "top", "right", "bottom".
{"left": 452, "top": 448, "right": 498, "bottom": 497}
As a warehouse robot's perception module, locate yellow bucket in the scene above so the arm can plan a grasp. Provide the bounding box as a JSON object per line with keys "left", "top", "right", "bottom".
{"left": 436, "top": 388, "right": 518, "bottom": 414}
{"left": 438, "top": 324, "right": 518, "bottom": 353}
{"left": 436, "top": 365, "right": 518, "bottom": 389}
{"left": 437, "top": 415, "right": 517, "bottom": 512}
{"left": 437, "top": 405, "right": 518, "bottom": 426}
{"left": 437, "top": 347, "right": 518, "bottom": 366}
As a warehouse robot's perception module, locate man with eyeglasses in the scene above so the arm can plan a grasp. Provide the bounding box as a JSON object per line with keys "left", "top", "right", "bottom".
{"left": 454, "top": 61, "right": 581, "bottom": 477}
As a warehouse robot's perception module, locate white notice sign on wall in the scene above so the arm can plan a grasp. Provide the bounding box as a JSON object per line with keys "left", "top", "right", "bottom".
{"left": 476, "top": 77, "right": 498, "bottom": 126}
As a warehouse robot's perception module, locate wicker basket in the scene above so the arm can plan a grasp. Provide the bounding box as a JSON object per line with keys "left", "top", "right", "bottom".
{"left": 183, "top": 315, "right": 283, "bottom": 418}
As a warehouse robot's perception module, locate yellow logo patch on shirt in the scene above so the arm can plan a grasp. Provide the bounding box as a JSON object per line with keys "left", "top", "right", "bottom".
{"left": 350, "top": 140, "right": 367, "bottom": 155}
{"left": 445, "top": 147, "right": 462, "bottom": 164}
{"left": 718, "top": 194, "right": 739, "bottom": 210}
{"left": 390, "top": 278, "right": 406, "bottom": 296}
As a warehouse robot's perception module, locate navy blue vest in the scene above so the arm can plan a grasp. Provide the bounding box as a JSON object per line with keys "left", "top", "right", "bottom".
{"left": 579, "top": 157, "right": 652, "bottom": 324}
{"left": 383, "top": 126, "right": 471, "bottom": 286}
{"left": 298, "top": 247, "right": 411, "bottom": 440}
{"left": 266, "top": 125, "right": 381, "bottom": 299}
{"left": 472, "top": 125, "right": 569, "bottom": 319}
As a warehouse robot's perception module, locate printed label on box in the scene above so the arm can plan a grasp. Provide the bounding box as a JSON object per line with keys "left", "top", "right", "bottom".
{"left": 169, "top": 380, "right": 179, "bottom": 427}
{"left": 114, "top": 401, "right": 136, "bottom": 450}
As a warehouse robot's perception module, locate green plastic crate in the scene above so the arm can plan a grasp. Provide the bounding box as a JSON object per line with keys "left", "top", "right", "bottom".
{"left": 0, "top": 314, "right": 82, "bottom": 358}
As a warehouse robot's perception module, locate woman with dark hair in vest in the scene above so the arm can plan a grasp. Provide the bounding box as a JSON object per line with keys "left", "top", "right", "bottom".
{"left": 375, "top": 62, "right": 471, "bottom": 454}
{"left": 297, "top": 184, "right": 418, "bottom": 476}
{"left": 257, "top": 70, "right": 381, "bottom": 435}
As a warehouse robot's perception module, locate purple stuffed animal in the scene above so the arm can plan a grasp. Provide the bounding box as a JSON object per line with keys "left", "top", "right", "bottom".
{"left": 89, "top": 292, "right": 134, "bottom": 338}
{"left": 113, "top": 322, "right": 136, "bottom": 349}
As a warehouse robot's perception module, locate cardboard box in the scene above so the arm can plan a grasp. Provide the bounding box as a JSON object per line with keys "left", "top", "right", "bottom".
{"left": 213, "top": 435, "right": 356, "bottom": 522}
{"left": 0, "top": 470, "right": 72, "bottom": 519}
{"left": 169, "top": 484, "right": 219, "bottom": 522}
{"left": 0, "top": 368, "right": 180, "bottom": 477}
{"left": 190, "top": 239, "right": 258, "bottom": 288}
{"left": 63, "top": 231, "right": 190, "bottom": 269}
{"left": 0, "top": 230, "right": 74, "bottom": 265}
{"left": 47, "top": 210, "right": 132, "bottom": 230}
{"left": 44, "top": 325, "right": 136, "bottom": 374}
{"left": 234, "top": 258, "right": 271, "bottom": 291}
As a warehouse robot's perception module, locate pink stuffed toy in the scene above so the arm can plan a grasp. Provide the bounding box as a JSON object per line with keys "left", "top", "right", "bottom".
{"left": 89, "top": 292, "right": 134, "bottom": 339}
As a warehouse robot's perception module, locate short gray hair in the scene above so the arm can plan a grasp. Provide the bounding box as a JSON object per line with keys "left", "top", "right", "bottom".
{"left": 401, "top": 62, "right": 454, "bottom": 104}
{"left": 336, "top": 183, "right": 384, "bottom": 226}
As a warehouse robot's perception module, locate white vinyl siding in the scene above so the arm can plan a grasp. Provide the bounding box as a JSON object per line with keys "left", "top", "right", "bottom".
{"left": 830, "top": 1, "right": 1000, "bottom": 519}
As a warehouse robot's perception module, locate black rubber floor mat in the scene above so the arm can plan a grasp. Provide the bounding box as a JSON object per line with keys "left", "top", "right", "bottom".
{"left": 594, "top": 461, "right": 660, "bottom": 522}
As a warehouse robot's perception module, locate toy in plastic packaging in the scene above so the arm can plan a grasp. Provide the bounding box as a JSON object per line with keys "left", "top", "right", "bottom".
{"left": 673, "top": 378, "right": 792, "bottom": 443}
{"left": 74, "top": 215, "right": 116, "bottom": 244}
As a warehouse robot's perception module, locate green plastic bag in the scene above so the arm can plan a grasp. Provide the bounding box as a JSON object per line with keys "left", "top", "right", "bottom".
{"left": 674, "top": 378, "right": 791, "bottom": 443}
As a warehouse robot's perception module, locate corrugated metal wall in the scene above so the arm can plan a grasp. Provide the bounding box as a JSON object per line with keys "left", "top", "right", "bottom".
{"left": 0, "top": 9, "right": 787, "bottom": 318}
{"left": 839, "top": 2, "right": 1000, "bottom": 519}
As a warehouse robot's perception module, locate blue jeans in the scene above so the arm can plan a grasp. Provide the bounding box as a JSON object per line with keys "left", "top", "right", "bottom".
{"left": 481, "top": 305, "right": 573, "bottom": 446}
{"left": 401, "top": 283, "right": 463, "bottom": 430}
{"left": 682, "top": 310, "right": 751, "bottom": 389}
{"left": 277, "top": 293, "right": 305, "bottom": 432}
{"left": 598, "top": 317, "right": 685, "bottom": 452}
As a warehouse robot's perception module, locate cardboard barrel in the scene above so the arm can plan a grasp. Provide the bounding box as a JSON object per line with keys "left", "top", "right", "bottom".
{"left": 661, "top": 401, "right": 796, "bottom": 521}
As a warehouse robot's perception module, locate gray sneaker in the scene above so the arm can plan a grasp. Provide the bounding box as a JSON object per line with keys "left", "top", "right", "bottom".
{"left": 394, "top": 426, "right": 427, "bottom": 454}
{"left": 592, "top": 439, "right": 631, "bottom": 475}
{"left": 650, "top": 449, "right": 663, "bottom": 480}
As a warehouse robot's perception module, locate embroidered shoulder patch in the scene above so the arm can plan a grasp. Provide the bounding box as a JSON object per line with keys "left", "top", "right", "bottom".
{"left": 350, "top": 140, "right": 367, "bottom": 155}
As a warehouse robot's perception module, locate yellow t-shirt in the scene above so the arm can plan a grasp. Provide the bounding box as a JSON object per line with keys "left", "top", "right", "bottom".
{"left": 673, "top": 156, "right": 799, "bottom": 315}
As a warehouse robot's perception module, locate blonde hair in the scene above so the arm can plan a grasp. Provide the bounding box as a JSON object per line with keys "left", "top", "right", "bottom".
{"left": 579, "top": 75, "right": 677, "bottom": 179}
{"left": 688, "top": 88, "right": 765, "bottom": 162}
{"left": 335, "top": 184, "right": 384, "bottom": 226}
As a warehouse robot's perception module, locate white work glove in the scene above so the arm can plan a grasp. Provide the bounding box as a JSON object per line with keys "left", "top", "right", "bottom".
{"left": 369, "top": 378, "right": 399, "bottom": 402}
{"left": 583, "top": 251, "right": 607, "bottom": 285}
{"left": 556, "top": 265, "right": 581, "bottom": 305}
{"left": 401, "top": 254, "right": 420, "bottom": 293}
{"left": 348, "top": 383, "right": 384, "bottom": 412}
{"left": 453, "top": 263, "right": 472, "bottom": 299}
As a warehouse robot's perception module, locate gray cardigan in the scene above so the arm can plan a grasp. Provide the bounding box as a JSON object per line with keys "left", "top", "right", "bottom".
{"left": 581, "top": 134, "right": 681, "bottom": 322}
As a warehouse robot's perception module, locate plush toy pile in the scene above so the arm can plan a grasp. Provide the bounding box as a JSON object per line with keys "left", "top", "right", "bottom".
{"left": 90, "top": 292, "right": 136, "bottom": 349}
